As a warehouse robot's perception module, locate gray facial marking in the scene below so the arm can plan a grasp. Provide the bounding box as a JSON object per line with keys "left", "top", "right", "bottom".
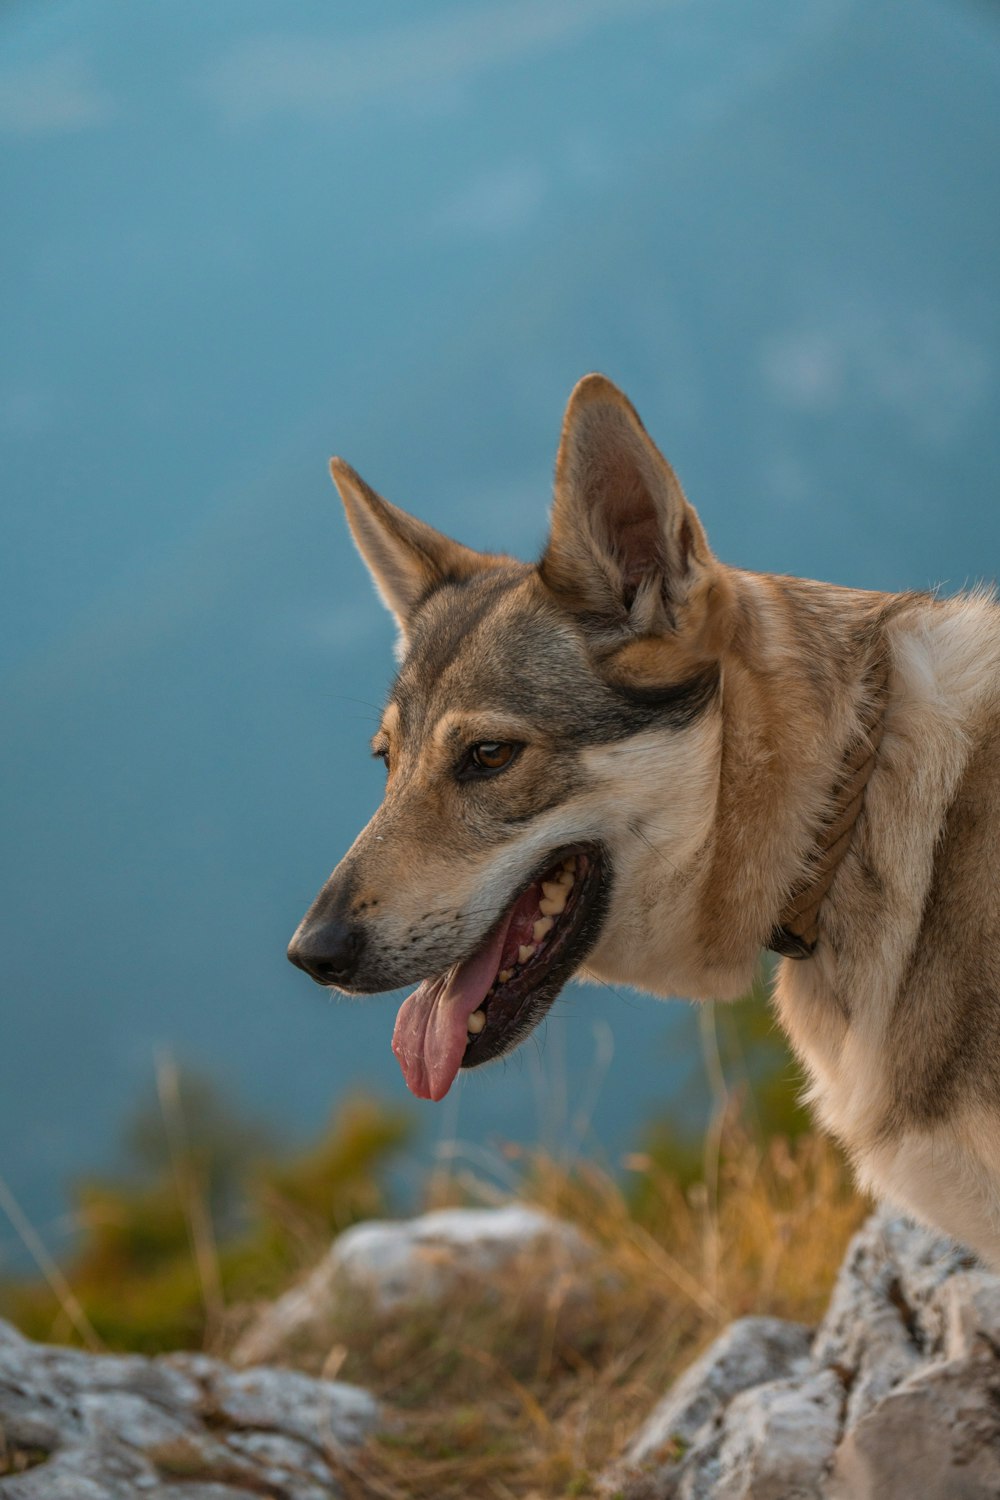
{"left": 392, "top": 569, "right": 720, "bottom": 751}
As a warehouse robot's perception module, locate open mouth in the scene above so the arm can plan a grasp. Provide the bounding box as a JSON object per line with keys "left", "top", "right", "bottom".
{"left": 391, "top": 845, "right": 609, "bottom": 1101}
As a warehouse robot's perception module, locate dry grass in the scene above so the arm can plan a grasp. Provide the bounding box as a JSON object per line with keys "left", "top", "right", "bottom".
{"left": 250, "top": 1111, "right": 866, "bottom": 1500}
{"left": 0, "top": 1020, "right": 867, "bottom": 1497}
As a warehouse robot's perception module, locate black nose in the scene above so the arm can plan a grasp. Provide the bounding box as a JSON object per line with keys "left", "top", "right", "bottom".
{"left": 287, "top": 918, "right": 364, "bottom": 987}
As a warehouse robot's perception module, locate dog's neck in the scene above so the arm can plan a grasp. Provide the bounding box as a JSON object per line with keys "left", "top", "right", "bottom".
{"left": 691, "top": 570, "right": 896, "bottom": 990}
{"left": 769, "top": 649, "right": 890, "bottom": 959}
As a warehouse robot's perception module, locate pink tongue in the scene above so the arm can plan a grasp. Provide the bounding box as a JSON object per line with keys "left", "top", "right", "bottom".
{"left": 391, "top": 914, "right": 513, "bottom": 1102}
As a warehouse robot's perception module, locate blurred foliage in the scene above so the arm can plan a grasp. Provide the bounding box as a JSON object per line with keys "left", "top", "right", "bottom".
{"left": 636, "top": 966, "right": 810, "bottom": 1193}
{"left": 0, "top": 1069, "right": 410, "bottom": 1355}
{"left": 0, "top": 974, "right": 825, "bottom": 1370}
{"left": 0, "top": 982, "right": 866, "bottom": 1497}
{"left": 319, "top": 983, "right": 860, "bottom": 1499}
{"left": 299, "top": 1116, "right": 862, "bottom": 1500}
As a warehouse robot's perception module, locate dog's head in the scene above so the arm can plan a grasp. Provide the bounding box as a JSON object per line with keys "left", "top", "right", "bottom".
{"left": 288, "top": 375, "right": 733, "bottom": 1099}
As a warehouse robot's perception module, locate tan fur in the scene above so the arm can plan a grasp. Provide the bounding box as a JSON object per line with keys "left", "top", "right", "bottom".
{"left": 300, "top": 375, "right": 1000, "bottom": 1267}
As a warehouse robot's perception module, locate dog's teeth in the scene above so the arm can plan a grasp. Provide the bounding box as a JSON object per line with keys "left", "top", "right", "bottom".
{"left": 467, "top": 1009, "right": 486, "bottom": 1035}
{"left": 498, "top": 969, "right": 513, "bottom": 984}
{"left": 556, "top": 869, "right": 575, "bottom": 889}
{"left": 518, "top": 943, "right": 536, "bottom": 965}
{"left": 540, "top": 880, "right": 568, "bottom": 915}
{"left": 533, "top": 916, "right": 554, "bottom": 942}
{"left": 562, "top": 856, "right": 577, "bottom": 872}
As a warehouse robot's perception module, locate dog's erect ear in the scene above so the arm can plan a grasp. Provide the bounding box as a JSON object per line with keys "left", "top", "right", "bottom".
{"left": 330, "top": 458, "right": 492, "bottom": 635}
{"left": 540, "top": 374, "right": 714, "bottom": 639}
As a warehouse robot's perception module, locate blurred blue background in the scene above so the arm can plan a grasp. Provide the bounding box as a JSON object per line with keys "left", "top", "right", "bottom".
{"left": 2, "top": 0, "right": 999, "bottom": 1266}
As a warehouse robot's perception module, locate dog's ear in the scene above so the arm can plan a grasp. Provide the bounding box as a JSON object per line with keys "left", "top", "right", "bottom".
{"left": 330, "top": 458, "right": 492, "bottom": 636}
{"left": 540, "top": 374, "right": 714, "bottom": 639}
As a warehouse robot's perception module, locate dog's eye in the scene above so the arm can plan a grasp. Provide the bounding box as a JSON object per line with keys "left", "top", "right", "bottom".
{"left": 462, "top": 741, "right": 520, "bottom": 778}
{"left": 474, "top": 742, "right": 513, "bottom": 770}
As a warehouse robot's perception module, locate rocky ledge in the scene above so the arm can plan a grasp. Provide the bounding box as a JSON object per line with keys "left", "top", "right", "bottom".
{"left": 2, "top": 1205, "right": 999, "bottom": 1499}
{"left": 607, "top": 1209, "right": 1000, "bottom": 1500}
{"left": 0, "top": 1326, "right": 379, "bottom": 1499}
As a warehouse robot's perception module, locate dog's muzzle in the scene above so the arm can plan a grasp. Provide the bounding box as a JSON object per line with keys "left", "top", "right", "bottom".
{"left": 287, "top": 916, "right": 364, "bottom": 987}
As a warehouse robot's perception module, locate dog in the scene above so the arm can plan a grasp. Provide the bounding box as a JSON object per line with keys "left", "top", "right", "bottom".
{"left": 288, "top": 373, "right": 1000, "bottom": 1268}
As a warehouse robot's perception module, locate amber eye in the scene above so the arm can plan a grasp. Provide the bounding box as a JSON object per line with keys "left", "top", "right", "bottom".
{"left": 465, "top": 741, "right": 519, "bottom": 776}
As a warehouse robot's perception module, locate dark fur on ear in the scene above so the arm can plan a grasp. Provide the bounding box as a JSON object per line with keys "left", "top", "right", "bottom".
{"left": 540, "top": 374, "right": 715, "bottom": 642}
{"left": 330, "top": 458, "right": 497, "bottom": 637}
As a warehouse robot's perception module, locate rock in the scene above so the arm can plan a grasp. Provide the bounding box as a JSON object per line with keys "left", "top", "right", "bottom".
{"left": 706, "top": 1369, "right": 843, "bottom": 1500}
{"left": 623, "top": 1317, "right": 814, "bottom": 1472}
{"left": 810, "top": 1207, "right": 972, "bottom": 1429}
{"left": 828, "top": 1348, "right": 1000, "bottom": 1500}
{"left": 0, "top": 1321, "right": 380, "bottom": 1500}
{"left": 933, "top": 1268, "right": 1000, "bottom": 1361}
{"left": 233, "top": 1202, "right": 599, "bottom": 1367}
{"left": 7, "top": 1203, "right": 1000, "bottom": 1497}
{"left": 166, "top": 1356, "right": 377, "bottom": 1452}
{"left": 608, "top": 1208, "right": 1000, "bottom": 1499}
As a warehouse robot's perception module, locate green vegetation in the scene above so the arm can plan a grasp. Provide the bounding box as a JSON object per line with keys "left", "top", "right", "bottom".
{"left": 0, "top": 1067, "right": 409, "bottom": 1354}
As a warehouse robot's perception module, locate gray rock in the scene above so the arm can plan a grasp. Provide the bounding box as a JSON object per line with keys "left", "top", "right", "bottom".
{"left": 0, "top": 1321, "right": 380, "bottom": 1500}
{"left": 0, "top": 1442, "right": 157, "bottom": 1500}
{"left": 829, "top": 1347, "right": 1000, "bottom": 1500}
{"left": 932, "top": 1267, "right": 1000, "bottom": 1360}
{"left": 811, "top": 1207, "right": 970, "bottom": 1428}
{"left": 169, "top": 1356, "right": 379, "bottom": 1450}
{"left": 608, "top": 1208, "right": 1000, "bottom": 1499}
{"left": 624, "top": 1316, "right": 814, "bottom": 1471}
{"left": 706, "top": 1369, "right": 842, "bottom": 1500}
{"left": 233, "top": 1202, "right": 599, "bottom": 1366}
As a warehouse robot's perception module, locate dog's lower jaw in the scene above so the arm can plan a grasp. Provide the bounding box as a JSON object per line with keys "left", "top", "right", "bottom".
{"left": 458, "top": 844, "right": 612, "bottom": 1074}
{"left": 582, "top": 946, "right": 760, "bottom": 1008}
